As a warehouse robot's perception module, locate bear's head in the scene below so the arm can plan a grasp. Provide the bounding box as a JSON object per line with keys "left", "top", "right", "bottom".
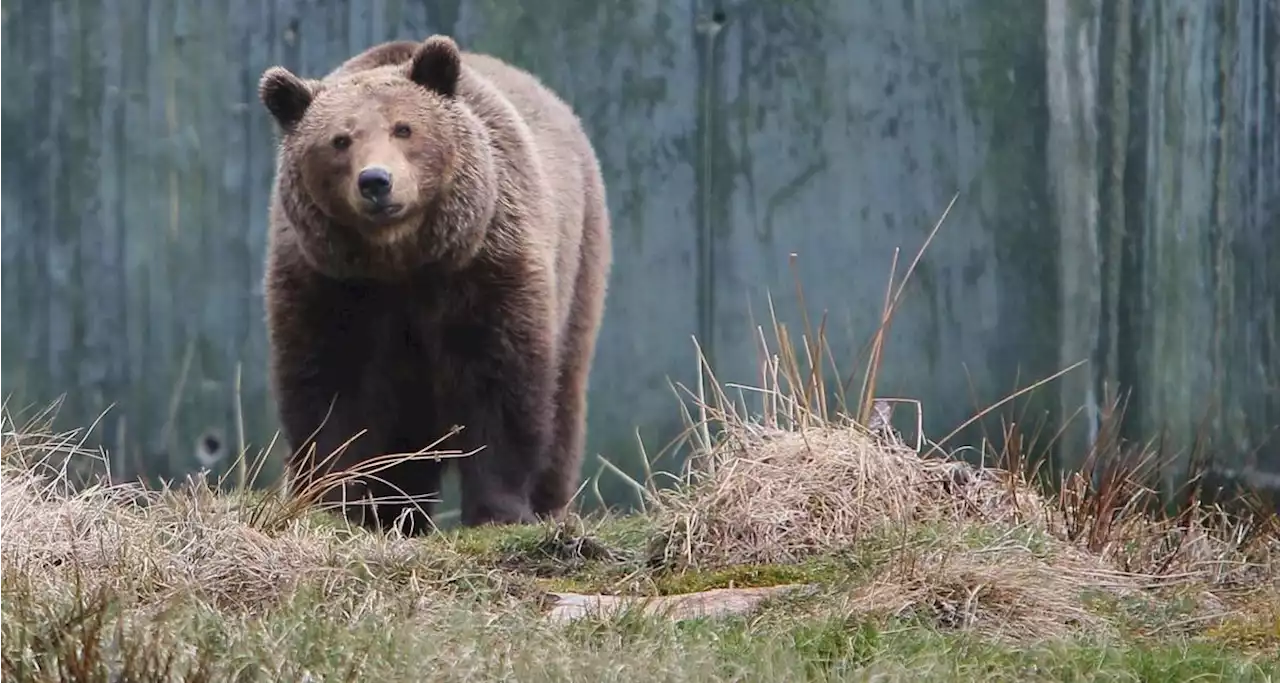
{"left": 259, "top": 35, "right": 497, "bottom": 280}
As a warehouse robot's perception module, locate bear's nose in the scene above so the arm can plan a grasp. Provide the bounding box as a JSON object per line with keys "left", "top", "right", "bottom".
{"left": 357, "top": 166, "right": 393, "bottom": 201}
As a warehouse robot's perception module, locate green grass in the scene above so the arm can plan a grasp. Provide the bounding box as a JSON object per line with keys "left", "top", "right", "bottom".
{"left": 3, "top": 566, "right": 1275, "bottom": 683}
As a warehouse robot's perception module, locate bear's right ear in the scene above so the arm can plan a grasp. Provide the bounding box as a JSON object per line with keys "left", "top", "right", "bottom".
{"left": 407, "top": 35, "right": 462, "bottom": 98}
{"left": 259, "top": 66, "right": 314, "bottom": 131}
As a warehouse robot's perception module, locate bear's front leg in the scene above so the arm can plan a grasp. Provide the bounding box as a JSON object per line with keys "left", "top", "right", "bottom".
{"left": 274, "top": 366, "right": 393, "bottom": 529}
{"left": 266, "top": 262, "right": 394, "bottom": 530}
{"left": 446, "top": 314, "right": 557, "bottom": 528}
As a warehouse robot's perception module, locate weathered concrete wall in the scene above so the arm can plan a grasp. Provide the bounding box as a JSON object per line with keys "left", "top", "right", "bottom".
{"left": 2, "top": 0, "right": 1276, "bottom": 508}
{"left": 1045, "top": 0, "right": 1280, "bottom": 494}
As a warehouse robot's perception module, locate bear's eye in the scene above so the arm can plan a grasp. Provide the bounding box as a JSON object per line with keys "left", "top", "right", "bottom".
{"left": 331, "top": 134, "right": 352, "bottom": 150}
{"left": 392, "top": 123, "right": 412, "bottom": 139}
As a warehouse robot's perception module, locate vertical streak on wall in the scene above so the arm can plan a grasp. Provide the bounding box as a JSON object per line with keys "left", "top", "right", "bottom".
{"left": 1045, "top": 0, "right": 1103, "bottom": 465}
{"left": 694, "top": 4, "right": 725, "bottom": 372}
{"left": 1099, "top": 0, "right": 1133, "bottom": 400}
{"left": 1211, "top": 0, "right": 1235, "bottom": 467}
{"left": 45, "top": 4, "right": 70, "bottom": 420}
{"left": 1220, "top": 0, "right": 1279, "bottom": 471}
{"left": 1137, "top": 1, "right": 1226, "bottom": 496}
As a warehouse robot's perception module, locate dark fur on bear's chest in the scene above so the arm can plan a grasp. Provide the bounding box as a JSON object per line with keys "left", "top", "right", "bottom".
{"left": 356, "top": 271, "right": 509, "bottom": 361}
{"left": 266, "top": 253, "right": 560, "bottom": 533}
{"left": 338, "top": 271, "right": 521, "bottom": 409}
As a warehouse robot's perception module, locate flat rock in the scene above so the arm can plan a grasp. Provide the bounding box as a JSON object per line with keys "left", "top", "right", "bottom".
{"left": 543, "top": 584, "right": 816, "bottom": 624}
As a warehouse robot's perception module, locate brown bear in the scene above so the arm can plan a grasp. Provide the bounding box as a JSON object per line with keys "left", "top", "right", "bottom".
{"left": 257, "top": 35, "right": 612, "bottom": 533}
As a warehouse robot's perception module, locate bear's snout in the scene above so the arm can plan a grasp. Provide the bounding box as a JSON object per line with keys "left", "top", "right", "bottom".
{"left": 357, "top": 166, "right": 394, "bottom": 204}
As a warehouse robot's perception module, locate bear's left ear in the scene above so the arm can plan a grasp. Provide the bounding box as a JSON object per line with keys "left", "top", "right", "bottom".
{"left": 259, "top": 66, "right": 315, "bottom": 131}
{"left": 407, "top": 35, "right": 461, "bottom": 98}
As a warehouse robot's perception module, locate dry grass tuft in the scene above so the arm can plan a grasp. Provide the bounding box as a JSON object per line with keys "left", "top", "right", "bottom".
{"left": 847, "top": 543, "right": 1123, "bottom": 642}
{"left": 0, "top": 419, "right": 491, "bottom": 622}
{"left": 1046, "top": 389, "right": 1280, "bottom": 591}
{"left": 643, "top": 222, "right": 1053, "bottom": 570}
{"left": 650, "top": 422, "right": 1041, "bottom": 568}
{"left": 2, "top": 466, "right": 322, "bottom": 614}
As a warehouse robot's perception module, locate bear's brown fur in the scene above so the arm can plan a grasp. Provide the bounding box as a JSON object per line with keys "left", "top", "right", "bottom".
{"left": 257, "top": 35, "right": 612, "bottom": 532}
